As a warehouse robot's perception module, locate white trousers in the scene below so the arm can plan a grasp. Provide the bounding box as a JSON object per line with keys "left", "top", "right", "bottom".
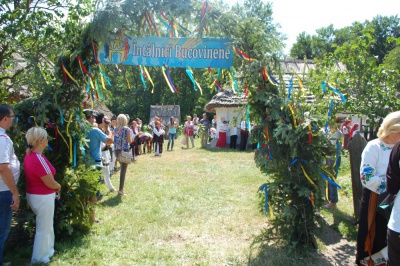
{"left": 102, "top": 164, "right": 116, "bottom": 191}
{"left": 26, "top": 193, "right": 56, "bottom": 264}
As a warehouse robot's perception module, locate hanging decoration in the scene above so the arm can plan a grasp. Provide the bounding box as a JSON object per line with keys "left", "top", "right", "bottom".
{"left": 207, "top": 67, "right": 222, "bottom": 91}
{"left": 186, "top": 67, "right": 203, "bottom": 95}
{"left": 162, "top": 66, "right": 178, "bottom": 93}
{"left": 321, "top": 81, "right": 346, "bottom": 103}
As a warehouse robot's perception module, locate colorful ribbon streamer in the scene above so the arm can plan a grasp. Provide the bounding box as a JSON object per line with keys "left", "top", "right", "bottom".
{"left": 324, "top": 100, "right": 334, "bottom": 133}
{"left": 232, "top": 44, "right": 257, "bottom": 62}
{"left": 287, "top": 104, "right": 297, "bottom": 128}
{"left": 321, "top": 81, "right": 346, "bottom": 103}
{"left": 265, "top": 69, "right": 279, "bottom": 85}
{"left": 208, "top": 67, "right": 222, "bottom": 91}
{"left": 286, "top": 76, "right": 293, "bottom": 103}
{"left": 162, "top": 66, "right": 177, "bottom": 93}
{"left": 186, "top": 67, "right": 203, "bottom": 95}
{"left": 99, "top": 65, "right": 112, "bottom": 86}
{"left": 259, "top": 183, "right": 269, "bottom": 213}
{"left": 60, "top": 60, "right": 79, "bottom": 86}
{"left": 294, "top": 74, "right": 305, "bottom": 95}
{"left": 229, "top": 67, "right": 239, "bottom": 93}
{"left": 143, "top": 66, "right": 155, "bottom": 93}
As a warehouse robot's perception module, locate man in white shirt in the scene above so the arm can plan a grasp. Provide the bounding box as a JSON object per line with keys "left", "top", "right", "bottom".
{"left": 0, "top": 104, "right": 20, "bottom": 265}
{"left": 240, "top": 120, "right": 249, "bottom": 151}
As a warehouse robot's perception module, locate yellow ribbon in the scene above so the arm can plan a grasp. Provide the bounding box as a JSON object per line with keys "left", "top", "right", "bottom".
{"left": 287, "top": 104, "right": 297, "bottom": 128}
{"left": 294, "top": 74, "right": 305, "bottom": 95}
{"left": 57, "top": 127, "right": 69, "bottom": 149}
{"left": 300, "top": 164, "right": 318, "bottom": 189}
{"left": 226, "top": 70, "right": 236, "bottom": 94}
{"left": 29, "top": 116, "right": 38, "bottom": 126}
{"left": 319, "top": 166, "right": 340, "bottom": 184}
{"left": 143, "top": 66, "right": 155, "bottom": 93}
{"left": 325, "top": 181, "right": 330, "bottom": 203}
{"left": 61, "top": 64, "right": 79, "bottom": 86}
{"left": 162, "top": 66, "right": 175, "bottom": 93}
{"left": 66, "top": 112, "right": 73, "bottom": 164}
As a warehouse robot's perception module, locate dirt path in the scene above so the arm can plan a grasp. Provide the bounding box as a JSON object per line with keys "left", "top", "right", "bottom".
{"left": 315, "top": 225, "right": 356, "bottom": 265}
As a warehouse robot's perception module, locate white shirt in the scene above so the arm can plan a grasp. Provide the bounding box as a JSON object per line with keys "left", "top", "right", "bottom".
{"left": 360, "top": 138, "right": 393, "bottom": 194}
{"left": 240, "top": 121, "right": 248, "bottom": 131}
{"left": 388, "top": 192, "right": 400, "bottom": 232}
{"left": 230, "top": 125, "right": 238, "bottom": 136}
{"left": 0, "top": 127, "right": 20, "bottom": 191}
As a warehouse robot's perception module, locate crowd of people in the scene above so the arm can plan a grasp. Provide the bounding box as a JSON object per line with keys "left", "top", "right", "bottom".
{"left": 3, "top": 102, "right": 400, "bottom": 265}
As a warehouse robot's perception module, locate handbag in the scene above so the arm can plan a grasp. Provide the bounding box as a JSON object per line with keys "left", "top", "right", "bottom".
{"left": 118, "top": 150, "right": 132, "bottom": 164}
{"left": 117, "top": 127, "right": 132, "bottom": 164}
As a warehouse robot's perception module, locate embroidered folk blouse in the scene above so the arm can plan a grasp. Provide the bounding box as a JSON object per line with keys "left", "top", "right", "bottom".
{"left": 360, "top": 138, "right": 394, "bottom": 194}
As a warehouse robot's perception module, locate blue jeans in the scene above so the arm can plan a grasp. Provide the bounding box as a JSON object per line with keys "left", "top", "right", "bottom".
{"left": 167, "top": 133, "right": 176, "bottom": 150}
{"left": 0, "top": 191, "right": 13, "bottom": 266}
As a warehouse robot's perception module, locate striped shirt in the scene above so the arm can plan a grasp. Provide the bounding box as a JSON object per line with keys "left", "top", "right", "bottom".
{"left": 24, "top": 152, "right": 56, "bottom": 195}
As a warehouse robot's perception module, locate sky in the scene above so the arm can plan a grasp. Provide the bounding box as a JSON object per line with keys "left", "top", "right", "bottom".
{"left": 237, "top": 0, "right": 400, "bottom": 55}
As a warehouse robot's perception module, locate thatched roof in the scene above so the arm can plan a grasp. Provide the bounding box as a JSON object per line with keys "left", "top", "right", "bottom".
{"left": 204, "top": 89, "right": 245, "bottom": 113}
{"left": 94, "top": 102, "right": 114, "bottom": 119}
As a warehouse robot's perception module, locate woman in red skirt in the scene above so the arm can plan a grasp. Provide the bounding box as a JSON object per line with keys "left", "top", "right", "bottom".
{"left": 216, "top": 117, "right": 227, "bottom": 148}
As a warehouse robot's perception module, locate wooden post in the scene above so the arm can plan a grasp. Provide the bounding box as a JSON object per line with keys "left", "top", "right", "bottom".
{"left": 347, "top": 133, "right": 367, "bottom": 220}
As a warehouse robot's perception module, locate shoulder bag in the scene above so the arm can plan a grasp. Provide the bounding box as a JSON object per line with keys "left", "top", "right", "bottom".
{"left": 117, "top": 127, "right": 132, "bottom": 164}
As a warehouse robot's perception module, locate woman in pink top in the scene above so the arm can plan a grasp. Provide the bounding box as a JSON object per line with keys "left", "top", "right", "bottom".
{"left": 24, "top": 127, "right": 61, "bottom": 265}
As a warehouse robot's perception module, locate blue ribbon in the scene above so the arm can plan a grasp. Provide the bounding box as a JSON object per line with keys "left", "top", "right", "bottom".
{"left": 269, "top": 74, "right": 279, "bottom": 85}
{"left": 86, "top": 76, "right": 91, "bottom": 92}
{"left": 185, "top": 67, "right": 197, "bottom": 91}
{"left": 259, "top": 184, "right": 269, "bottom": 212}
{"left": 72, "top": 135, "right": 77, "bottom": 167}
{"left": 289, "top": 158, "right": 308, "bottom": 167}
{"left": 140, "top": 69, "right": 147, "bottom": 89}
{"left": 246, "top": 105, "right": 251, "bottom": 131}
{"left": 322, "top": 81, "right": 346, "bottom": 103}
{"left": 59, "top": 109, "right": 64, "bottom": 126}
{"left": 319, "top": 171, "right": 342, "bottom": 189}
{"left": 286, "top": 76, "right": 293, "bottom": 103}
{"left": 324, "top": 100, "right": 334, "bottom": 133}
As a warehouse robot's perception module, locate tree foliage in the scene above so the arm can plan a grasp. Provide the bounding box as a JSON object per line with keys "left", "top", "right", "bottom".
{"left": 290, "top": 16, "right": 400, "bottom": 60}
{"left": 308, "top": 28, "right": 399, "bottom": 128}
{"left": 0, "top": 0, "right": 93, "bottom": 102}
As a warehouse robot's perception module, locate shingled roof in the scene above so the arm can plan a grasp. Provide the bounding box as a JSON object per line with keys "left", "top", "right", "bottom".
{"left": 204, "top": 89, "right": 245, "bottom": 113}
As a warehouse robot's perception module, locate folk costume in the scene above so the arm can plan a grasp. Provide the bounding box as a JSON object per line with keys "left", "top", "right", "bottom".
{"left": 356, "top": 138, "right": 393, "bottom": 266}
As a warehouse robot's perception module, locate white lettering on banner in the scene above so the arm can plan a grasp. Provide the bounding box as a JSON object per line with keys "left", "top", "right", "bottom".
{"left": 132, "top": 40, "right": 173, "bottom": 58}
{"left": 175, "top": 45, "right": 231, "bottom": 60}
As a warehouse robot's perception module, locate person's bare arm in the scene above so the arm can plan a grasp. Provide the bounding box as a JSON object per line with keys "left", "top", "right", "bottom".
{"left": 41, "top": 173, "right": 61, "bottom": 192}
{"left": 0, "top": 163, "right": 20, "bottom": 211}
{"left": 105, "top": 137, "right": 113, "bottom": 145}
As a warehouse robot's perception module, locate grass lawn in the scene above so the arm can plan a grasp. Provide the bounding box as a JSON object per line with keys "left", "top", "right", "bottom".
{"left": 5, "top": 138, "right": 357, "bottom": 265}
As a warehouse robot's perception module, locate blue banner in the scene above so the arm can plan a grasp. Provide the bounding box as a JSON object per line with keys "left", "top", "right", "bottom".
{"left": 98, "top": 36, "right": 233, "bottom": 68}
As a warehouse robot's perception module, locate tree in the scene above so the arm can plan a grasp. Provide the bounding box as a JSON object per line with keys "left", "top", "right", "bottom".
{"left": 308, "top": 28, "right": 399, "bottom": 129}
{"left": 290, "top": 32, "right": 313, "bottom": 59}
{"left": 0, "top": 0, "right": 93, "bottom": 102}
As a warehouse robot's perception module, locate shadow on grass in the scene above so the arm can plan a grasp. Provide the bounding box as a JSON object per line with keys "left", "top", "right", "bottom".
{"left": 247, "top": 234, "right": 325, "bottom": 266}
{"left": 100, "top": 194, "right": 122, "bottom": 207}
{"left": 201, "top": 146, "right": 255, "bottom": 153}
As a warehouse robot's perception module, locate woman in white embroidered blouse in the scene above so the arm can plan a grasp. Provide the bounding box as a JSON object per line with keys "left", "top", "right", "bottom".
{"left": 356, "top": 111, "right": 400, "bottom": 266}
